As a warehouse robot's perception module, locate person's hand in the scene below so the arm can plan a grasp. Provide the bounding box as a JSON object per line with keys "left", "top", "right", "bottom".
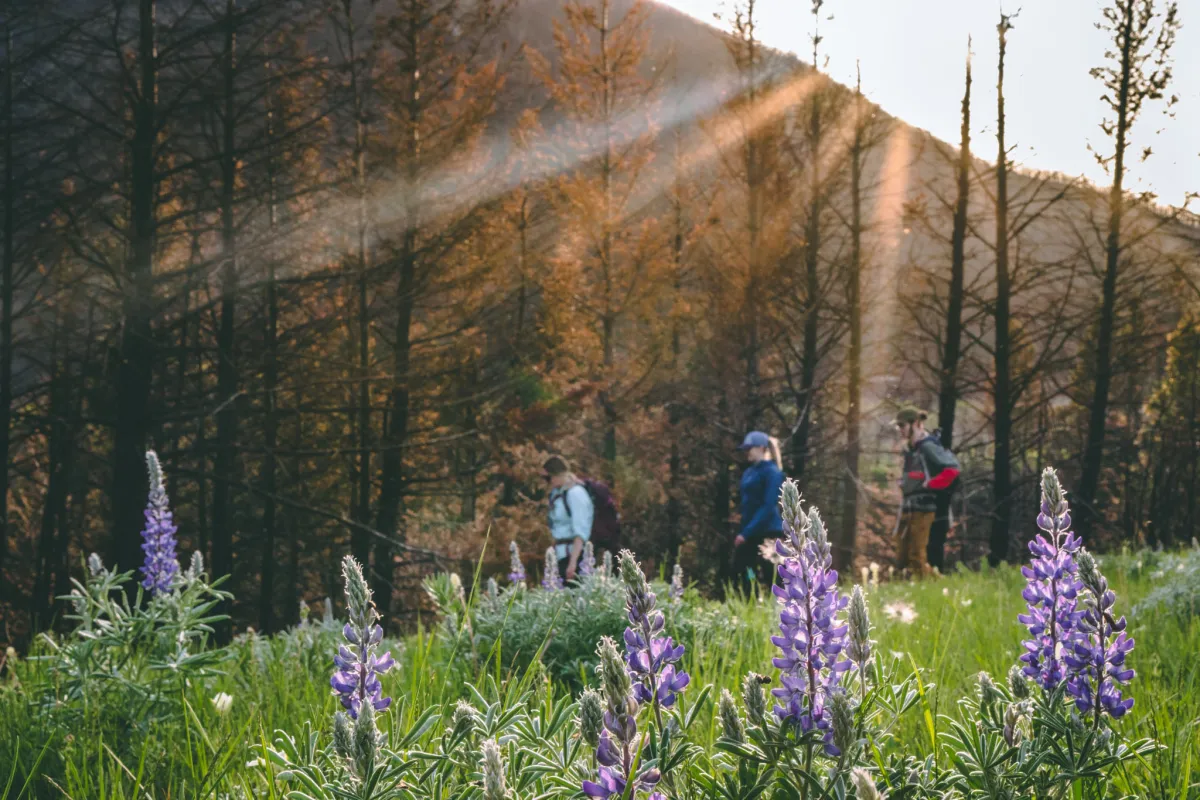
{"left": 734, "top": 535, "right": 746, "bottom": 547}
{"left": 566, "top": 564, "right": 577, "bottom": 581}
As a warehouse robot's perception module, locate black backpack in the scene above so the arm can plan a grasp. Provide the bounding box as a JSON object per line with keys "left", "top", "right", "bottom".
{"left": 560, "top": 478, "right": 622, "bottom": 553}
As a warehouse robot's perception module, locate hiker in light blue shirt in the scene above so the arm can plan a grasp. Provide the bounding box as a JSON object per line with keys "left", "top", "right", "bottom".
{"left": 544, "top": 455, "right": 593, "bottom": 582}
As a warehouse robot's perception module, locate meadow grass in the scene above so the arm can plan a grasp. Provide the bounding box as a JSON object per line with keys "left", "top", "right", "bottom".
{"left": 2, "top": 557, "right": 1198, "bottom": 799}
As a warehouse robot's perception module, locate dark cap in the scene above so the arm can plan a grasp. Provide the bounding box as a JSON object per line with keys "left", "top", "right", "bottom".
{"left": 543, "top": 455, "right": 570, "bottom": 476}
{"left": 894, "top": 406, "right": 928, "bottom": 425}
{"left": 738, "top": 431, "right": 771, "bottom": 450}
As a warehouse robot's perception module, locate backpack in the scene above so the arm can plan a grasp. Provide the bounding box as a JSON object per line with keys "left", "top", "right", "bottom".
{"left": 922, "top": 430, "right": 961, "bottom": 494}
{"left": 561, "top": 478, "right": 622, "bottom": 553}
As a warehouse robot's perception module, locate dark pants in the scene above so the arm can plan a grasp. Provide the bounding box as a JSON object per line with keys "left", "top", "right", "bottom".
{"left": 732, "top": 534, "right": 781, "bottom": 598}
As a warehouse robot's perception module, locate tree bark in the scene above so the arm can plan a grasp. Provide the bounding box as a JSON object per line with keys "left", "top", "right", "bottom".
{"left": 0, "top": 20, "right": 14, "bottom": 576}
{"left": 836, "top": 70, "right": 865, "bottom": 573}
{"left": 1078, "top": 4, "right": 1136, "bottom": 543}
{"left": 929, "top": 41, "right": 972, "bottom": 571}
{"left": 211, "top": 0, "right": 240, "bottom": 640}
{"left": 109, "top": 0, "right": 158, "bottom": 580}
{"left": 989, "top": 16, "right": 1013, "bottom": 567}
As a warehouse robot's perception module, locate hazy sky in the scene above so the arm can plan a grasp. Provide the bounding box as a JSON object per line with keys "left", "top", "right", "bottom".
{"left": 660, "top": 0, "right": 1199, "bottom": 207}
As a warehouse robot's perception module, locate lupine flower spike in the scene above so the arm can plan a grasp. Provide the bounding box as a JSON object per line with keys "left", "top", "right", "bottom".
{"left": 771, "top": 482, "right": 852, "bottom": 756}
{"left": 582, "top": 637, "right": 664, "bottom": 800}
{"left": 581, "top": 541, "right": 597, "bottom": 577}
{"left": 1018, "top": 468, "right": 1083, "bottom": 691}
{"left": 331, "top": 556, "right": 396, "bottom": 719}
{"left": 508, "top": 541, "right": 526, "bottom": 585}
{"left": 481, "top": 739, "right": 508, "bottom": 800}
{"left": 618, "top": 551, "right": 689, "bottom": 712}
{"left": 1065, "top": 548, "right": 1135, "bottom": 719}
{"left": 543, "top": 547, "right": 563, "bottom": 590}
{"left": 669, "top": 563, "right": 684, "bottom": 601}
{"left": 140, "top": 450, "right": 180, "bottom": 595}
{"left": 718, "top": 689, "right": 746, "bottom": 743}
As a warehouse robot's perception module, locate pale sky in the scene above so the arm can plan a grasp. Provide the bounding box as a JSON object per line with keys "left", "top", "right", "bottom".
{"left": 660, "top": 0, "right": 1199, "bottom": 207}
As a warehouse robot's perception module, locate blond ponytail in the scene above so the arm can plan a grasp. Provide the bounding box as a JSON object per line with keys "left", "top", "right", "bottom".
{"left": 767, "top": 436, "right": 782, "bottom": 467}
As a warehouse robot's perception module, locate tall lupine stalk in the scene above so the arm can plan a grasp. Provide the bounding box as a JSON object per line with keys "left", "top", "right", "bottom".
{"left": 1067, "top": 549, "right": 1135, "bottom": 722}
{"left": 618, "top": 550, "right": 689, "bottom": 730}
{"left": 331, "top": 556, "right": 396, "bottom": 720}
{"left": 1018, "top": 468, "right": 1084, "bottom": 691}
{"left": 508, "top": 541, "right": 526, "bottom": 585}
{"left": 770, "top": 480, "right": 852, "bottom": 756}
{"left": 542, "top": 547, "right": 563, "bottom": 590}
{"left": 480, "top": 739, "right": 508, "bottom": 800}
{"left": 583, "top": 636, "right": 664, "bottom": 800}
{"left": 140, "top": 451, "right": 180, "bottom": 596}
{"left": 669, "top": 563, "right": 684, "bottom": 601}
{"left": 581, "top": 541, "right": 597, "bottom": 577}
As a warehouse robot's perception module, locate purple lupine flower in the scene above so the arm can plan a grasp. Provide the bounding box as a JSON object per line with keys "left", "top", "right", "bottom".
{"left": 580, "top": 541, "right": 596, "bottom": 577}
{"left": 770, "top": 483, "right": 852, "bottom": 757}
{"left": 542, "top": 547, "right": 563, "bottom": 590}
{"left": 582, "top": 637, "right": 664, "bottom": 800}
{"left": 1017, "top": 468, "right": 1084, "bottom": 691}
{"left": 508, "top": 541, "right": 526, "bottom": 585}
{"left": 1065, "top": 549, "right": 1136, "bottom": 719}
{"left": 140, "top": 451, "right": 180, "bottom": 596}
{"left": 331, "top": 556, "right": 396, "bottom": 719}
{"left": 618, "top": 550, "right": 690, "bottom": 712}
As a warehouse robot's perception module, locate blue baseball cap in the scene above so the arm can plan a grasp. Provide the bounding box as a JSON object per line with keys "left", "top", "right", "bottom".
{"left": 738, "top": 431, "right": 771, "bottom": 450}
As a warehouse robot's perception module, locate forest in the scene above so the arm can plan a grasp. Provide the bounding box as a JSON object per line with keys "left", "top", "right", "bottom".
{"left": 1, "top": 0, "right": 1197, "bottom": 647}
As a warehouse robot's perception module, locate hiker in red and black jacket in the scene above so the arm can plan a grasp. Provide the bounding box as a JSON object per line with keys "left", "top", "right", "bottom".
{"left": 894, "top": 407, "right": 960, "bottom": 577}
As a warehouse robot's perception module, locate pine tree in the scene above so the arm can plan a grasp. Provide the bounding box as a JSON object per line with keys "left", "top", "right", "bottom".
{"left": 1077, "top": 0, "right": 1181, "bottom": 541}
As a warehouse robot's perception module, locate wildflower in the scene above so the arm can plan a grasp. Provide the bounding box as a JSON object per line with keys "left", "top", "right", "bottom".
{"left": 742, "top": 673, "right": 768, "bottom": 727}
{"left": 1003, "top": 703, "right": 1028, "bottom": 747}
{"left": 882, "top": 601, "right": 918, "bottom": 624}
{"left": 185, "top": 551, "right": 205, "bottom": 583}
{"left": 450, "top": 700, "right": 481, "bottom": 738}
{"left": 583, "top": 637, "right": 662, "bottom": 800}
{"left": 1064, "top": 548, "right": 1135, "bottom": 719}
{"left": 868, "top": 561, "right": 880, "bottom": 586}
{"left": 887, "top": 565, "right": 894, "bottom": 581}
{"left": 829, "top": 691, "right": 856, "bottom": 757}
{"left": 211, "top": 692, "right": 233, "bottom": 714}
{"left": 977, "top": 672, "right": 1002, "bottom": 713}
{"left": 669, "top": 563, "right": 684, "bottom": 601}
{"left": 770, "top": 485, "right": 852, "bottom": 757}
{"left": 508, "top": 541, "right": 526, "bottom": 585}
{"left": 542, "top": 547, "right": 563, "bottom": 590}
{"left": 602, "top": 550, "right": 613, "bottom": 579}
{"left": 486, "top": 577, "right": 499, "bottom": 599}
{"left": 942, "top": 587, "right": 950, "bottom": 597}
{"left": 619, "top": 551, "right": 689, "bottom": 709}
{"left": 960, "top": 598, "right": 973, "bottom": 607}
{"left": 851, "top": 768, "right": 883, "bottom": 800}
{"left": 846, "top": 585, "right": 874, "bottom": 673}
{"left": 140, "top": 451, "right": 180, "bottom": 595}
{"left": 581, "top": 541, "right": 597, "bottom": 577}
{"left": 579, "top": 688, "right": 604, "bottom": 748}
{"left": 1007, "top": 665, "right": 1031, "bottom": 700}
{"left": 1017, "top": 468, "right": 1084, "bottom": 691}
{"left": 718, "top": 689, "right": 746, "bottom": 743}
{"left": 481, "top": 739, "right": 508, "bottom": 800}
{"left": 330, "top": 556, "right": 396, "bottom": 719}
{"left": 860, "top": 566, "right": 869, "bottom": 586}
{"left": 87, "top": 552, "right": 105, "bottom": 576}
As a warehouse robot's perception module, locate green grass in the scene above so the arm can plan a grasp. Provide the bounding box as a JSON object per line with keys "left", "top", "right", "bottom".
{"left": 2, "top": 558, "right": 1198, "bottom": 799}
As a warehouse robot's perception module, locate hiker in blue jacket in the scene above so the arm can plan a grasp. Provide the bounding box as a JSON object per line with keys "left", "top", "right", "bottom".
{"left": 733, "top": 431, "right": 786, "bottom": 596}
{"left": 544, "top": 455, "right": 593, "bottom": 582}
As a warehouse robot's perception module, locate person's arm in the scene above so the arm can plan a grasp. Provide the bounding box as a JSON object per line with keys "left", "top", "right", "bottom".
{"left": 742, "top": 467, "right": 784, "bottom": 538}
{"left": 919, "top": 441, "right": 960, "bottom": 489}
{"left": 565, "top": 486, "right": 592, "bottom": 577}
